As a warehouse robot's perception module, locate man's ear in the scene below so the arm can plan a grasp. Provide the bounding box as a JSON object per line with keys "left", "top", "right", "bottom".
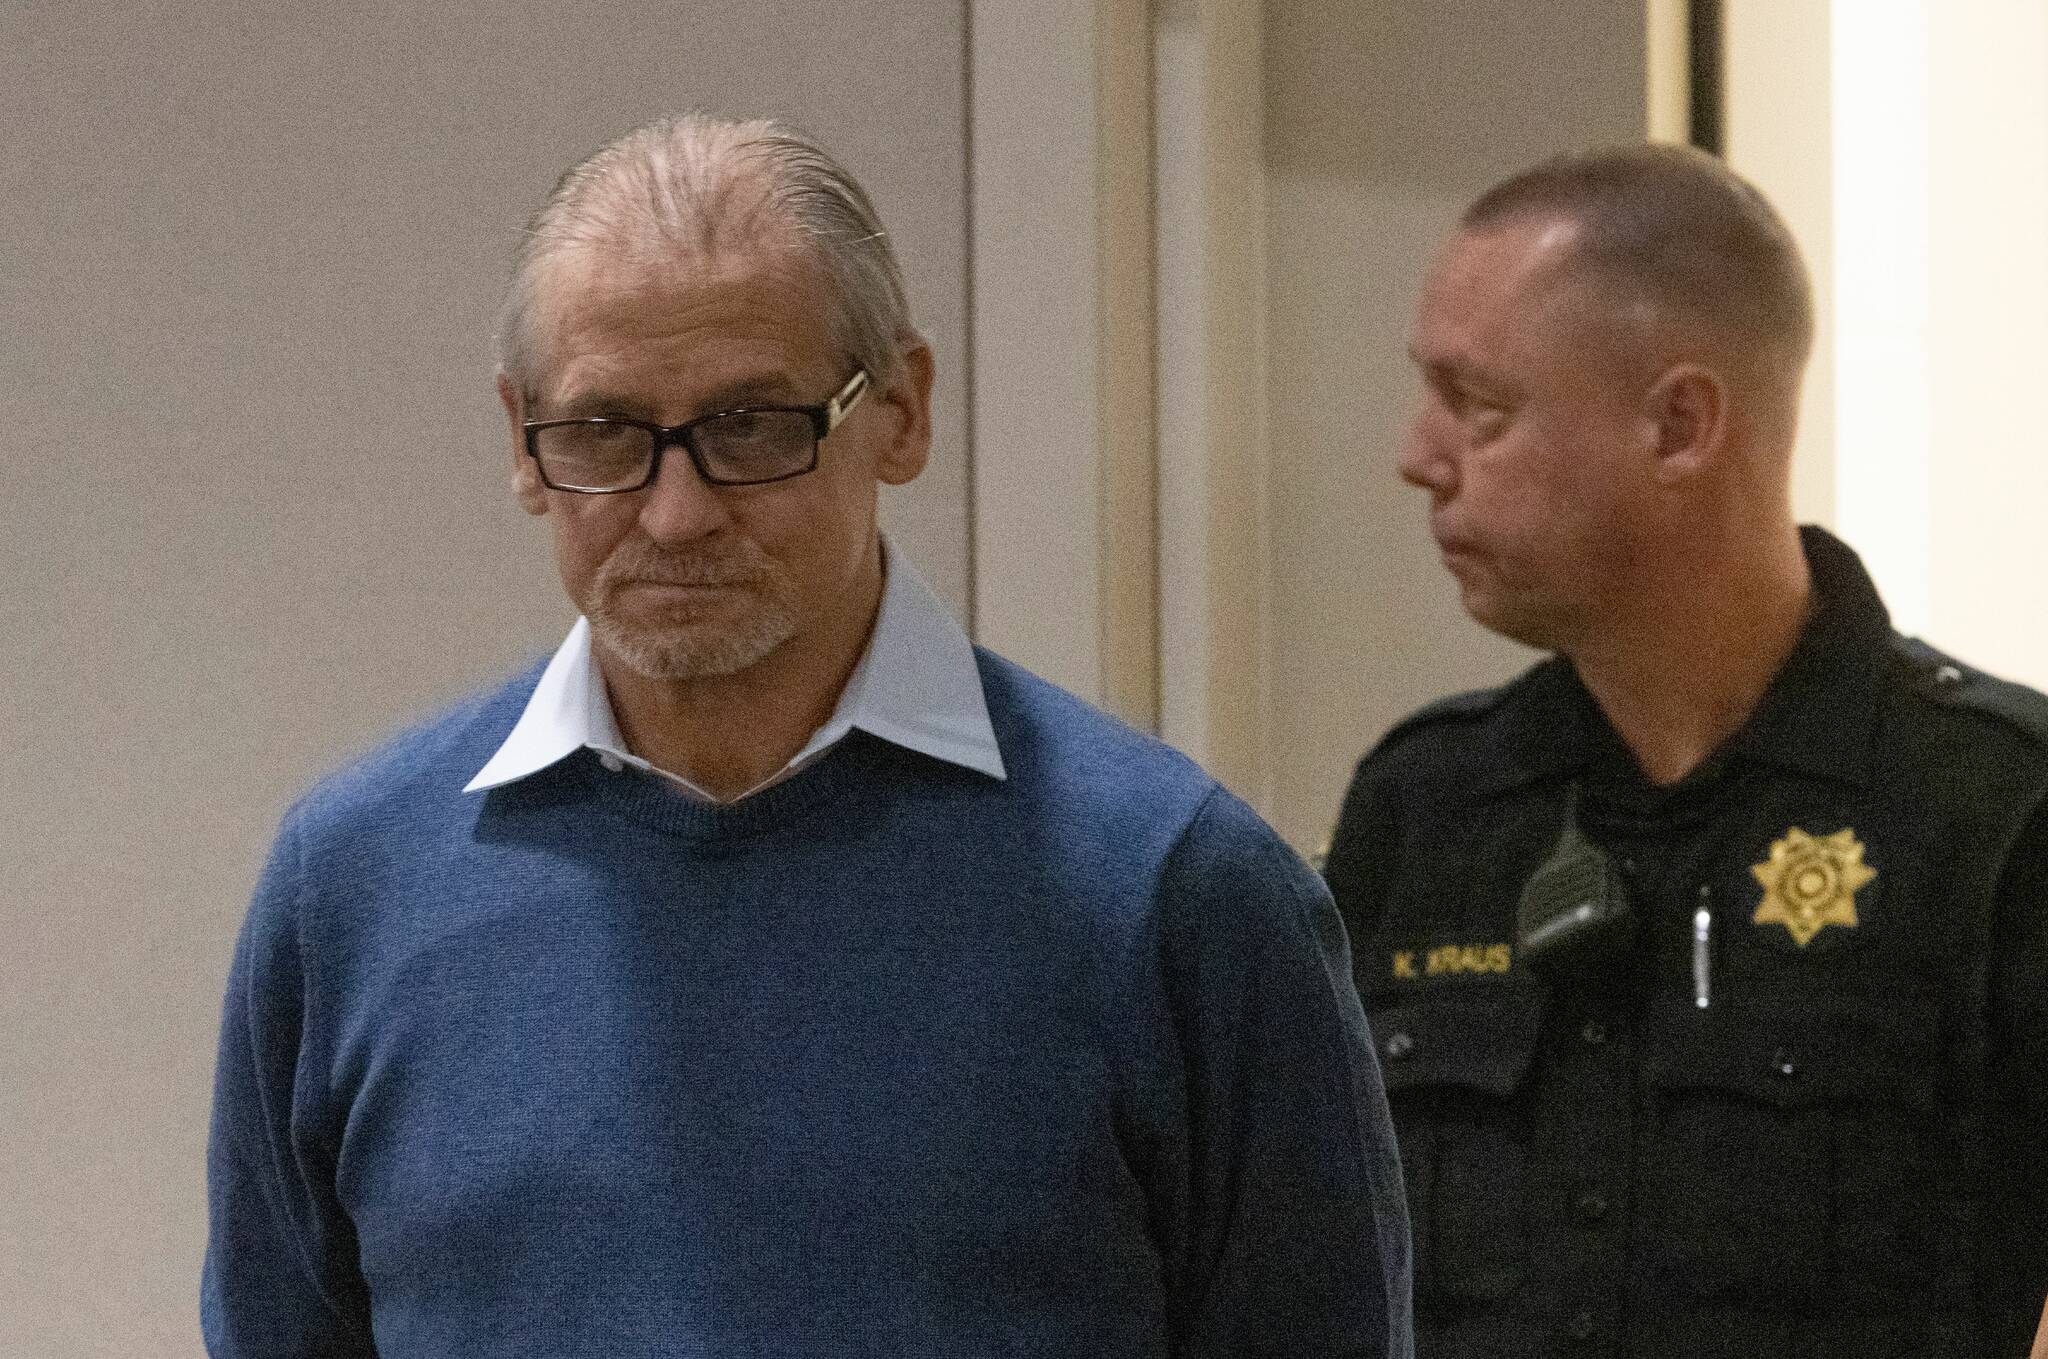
{"left": 873, "top": 342, "right": 935, "bottom": 487}
{"left": 498, "top": 372, "right": 549, "bottom": 516}
{"left": 1640, "top": 362, "right": 1728, "bottom": 484}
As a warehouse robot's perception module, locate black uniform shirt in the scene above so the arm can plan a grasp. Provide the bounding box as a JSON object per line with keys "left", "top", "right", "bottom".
{"left": 1325, "top": 528, "right": 2048, "bottom": 1359}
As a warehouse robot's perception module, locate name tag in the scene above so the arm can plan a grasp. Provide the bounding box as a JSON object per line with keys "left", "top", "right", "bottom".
{"left": 1392, "top": 942, "right": 1512, "bottom": 980}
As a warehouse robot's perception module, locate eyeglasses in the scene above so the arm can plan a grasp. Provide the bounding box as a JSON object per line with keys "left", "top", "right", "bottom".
{"left": 521, "top": 368, "right": 871, "bottom": 493}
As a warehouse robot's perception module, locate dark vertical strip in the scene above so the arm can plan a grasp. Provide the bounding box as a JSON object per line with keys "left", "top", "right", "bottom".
{"left": 958, "top": 0, "right": 979, "bottom": 637}
{"left": 1689, "top": 0, "right": 1726, "bottom": 156}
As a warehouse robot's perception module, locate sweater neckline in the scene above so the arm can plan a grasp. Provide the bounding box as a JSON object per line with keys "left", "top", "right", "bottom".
{"left": 533, "top": 734, "right": 903, "bottom": 844}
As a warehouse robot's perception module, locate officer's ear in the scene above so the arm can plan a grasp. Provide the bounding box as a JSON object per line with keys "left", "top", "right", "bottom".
{"left": 1639, "top": 362, "right": 1728, "bottom": 484}
{"left": 498, "top": 372, "right": 549, "bottom": 517}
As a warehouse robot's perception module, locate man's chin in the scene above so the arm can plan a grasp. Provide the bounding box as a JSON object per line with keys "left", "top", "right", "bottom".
{"left": 1460, "top": 588, "right": 1572, "bottom": 653}
{"left": 592, "top": 615, "right": 798, "bottom": 682}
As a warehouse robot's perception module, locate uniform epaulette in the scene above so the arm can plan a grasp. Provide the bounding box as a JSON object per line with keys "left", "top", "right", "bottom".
{"left": 1893, "top": 636, "right": 2048, "bottom": 748}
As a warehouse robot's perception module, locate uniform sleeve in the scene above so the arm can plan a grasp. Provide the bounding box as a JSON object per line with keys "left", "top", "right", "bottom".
{"left": 202, "top": 812, "right": 376, "bottom": 1358}
{"left": 1321, "top": 753, "right": 1400, "bottom": 950}
{"left": 1983, "top": 795, "right": 2048, "bottom": 1356}
{"left": 1127, "top": 788, "right": 1413, "bottom": 1358}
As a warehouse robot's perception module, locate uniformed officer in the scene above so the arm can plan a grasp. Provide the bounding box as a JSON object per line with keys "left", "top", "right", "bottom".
{"left": 1324, "top": 144, "right": 2048, "bottom": 1358}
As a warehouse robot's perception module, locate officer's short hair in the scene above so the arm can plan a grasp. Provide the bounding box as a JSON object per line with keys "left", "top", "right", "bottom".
{"left": 1463, "top": 144, "right": 1813, "bottom": 368}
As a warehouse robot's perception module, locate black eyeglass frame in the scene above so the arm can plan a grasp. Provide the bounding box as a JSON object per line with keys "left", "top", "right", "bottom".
{"left": 521, "top": 367, "right": 872, "bottom": 492}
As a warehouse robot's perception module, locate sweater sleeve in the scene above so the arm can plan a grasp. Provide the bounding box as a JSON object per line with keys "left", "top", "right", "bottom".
{"left": 1136, "top": 787, "right": 1414, "bottom": 1359}
{"left": 202, "top": 810, "right": 376, "bottom": 1357}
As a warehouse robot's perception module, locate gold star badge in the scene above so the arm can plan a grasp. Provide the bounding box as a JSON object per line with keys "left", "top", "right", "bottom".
{"left": 1751, "top": 827, "right": 1876, "bottom": 947}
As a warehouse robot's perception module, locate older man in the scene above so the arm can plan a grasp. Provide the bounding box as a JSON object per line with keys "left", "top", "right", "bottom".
{"left": 203, "top": 114, "right": 1411, "bottom": 1358}
{"left": 1324, "top": 145, "right": 2048, "bottom": 1358}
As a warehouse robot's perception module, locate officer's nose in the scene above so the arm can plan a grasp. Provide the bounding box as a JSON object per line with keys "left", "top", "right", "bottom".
{"left": 636, "top": 443, "right": 732, "bottom": 544}
{"left": 1397, "top": 401, "right": 1458, "bottom": 498}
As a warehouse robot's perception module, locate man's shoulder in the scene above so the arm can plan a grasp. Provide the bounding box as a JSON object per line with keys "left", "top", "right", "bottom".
{"left": 1352, "top": 659, "right": 1558, "bottom": 790}
{"left": 287, "top": 661, "right": 543, "bottom": 839}
{"left": 971, "top": 647, "right": 1217, "bottom": 811}
{"left": 949, "top": 650, "right": 1329, "bottom": 947}
{"left": 967, "top": 646, "right": 1305, "bottom": 887}
{"left": 1884, "top": 635, "right": 2048, "bottom": 755}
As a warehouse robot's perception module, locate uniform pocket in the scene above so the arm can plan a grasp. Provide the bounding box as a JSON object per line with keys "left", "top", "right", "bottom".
{"left": 1373, "top": 989, "right": 1545, "bottom": 1307}
{"left": 1639, "top": 995, "right": 1941, "bottom": 1311}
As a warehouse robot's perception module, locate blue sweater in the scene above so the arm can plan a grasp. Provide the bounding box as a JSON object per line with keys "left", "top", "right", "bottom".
{"left": 204, "top": 651, "right": 1412, "bottom": 1357}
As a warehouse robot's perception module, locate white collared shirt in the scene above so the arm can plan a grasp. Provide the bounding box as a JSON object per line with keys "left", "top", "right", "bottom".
{"left": 465, "top": 539, "right": 1006, "bottom": 801}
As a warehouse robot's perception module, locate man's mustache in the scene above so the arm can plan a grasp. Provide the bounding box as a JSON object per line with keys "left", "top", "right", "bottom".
{"left": 598, "top": 535, "right": 770, "bottom": 588}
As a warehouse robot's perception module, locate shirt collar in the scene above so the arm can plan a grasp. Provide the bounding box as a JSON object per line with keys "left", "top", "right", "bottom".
{"left": 1477, "top": 525, "right": 1891, "bottom": 798}
{"left": 464, "top": 538, "right": 1006, "bottom": 797}
{"left": 1716, "top": 524, "right": 1888, "bottom": 784}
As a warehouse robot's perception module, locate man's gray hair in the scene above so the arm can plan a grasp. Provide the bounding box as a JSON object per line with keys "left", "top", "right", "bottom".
{"left": 1463, "top": 143, "right": 1814, "bottom": 369}
{"left": 498, "top": 112, "right": 917, "bottom": 394}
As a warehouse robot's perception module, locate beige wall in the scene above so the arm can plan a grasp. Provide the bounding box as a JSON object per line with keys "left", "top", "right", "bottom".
{"left": 1260, "top": 1, "right": 1649, "bottom": 851}
{"left": 0, "top": 5, "right": 967, "bottom": 1353}
{"left": 1721, "top": 0, "right": 2048, "bottom": 690}
{"left": 967, "top": 0, "right": 1158, "bottom": 728}
{"left": 1926, "top": 0, "right": 2048, "bottom": 687}
{"left": 964, "top": 2, "right": 1651, "bottom": 839}
{"left": 1722, "top": 0, "right": 1837, "bottom": 528}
